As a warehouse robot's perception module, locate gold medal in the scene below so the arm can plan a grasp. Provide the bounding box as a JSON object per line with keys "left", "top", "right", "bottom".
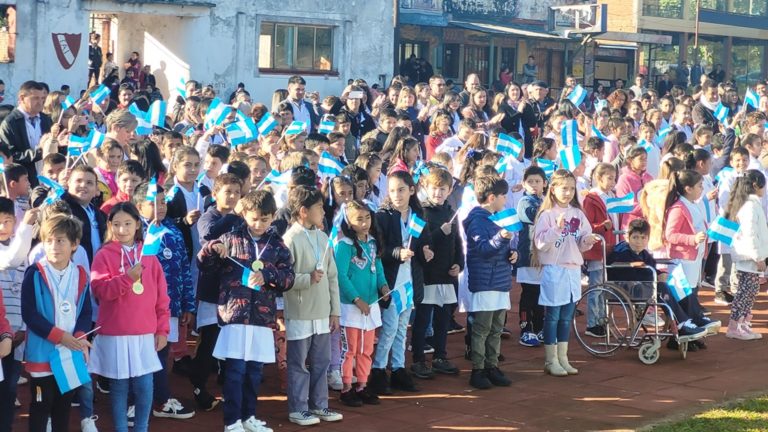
{"left": 132, "top": 281, "right": 144, "bottom": 295}
{"left": 251, "top": 260, "right": 264, "bottom": 271}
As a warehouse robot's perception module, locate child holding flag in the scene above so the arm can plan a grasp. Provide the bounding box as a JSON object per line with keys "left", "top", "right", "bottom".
{"left": 463, "top": 176, "right": 518, "bottom": 389}
{"left": 282, "top": 186, "right": 343, "bottom": 426}
{"left": 198, "top": 190, "right": 294, "bottom": 432}
{"left": 534, "top": 170, "right": 599, "bottom": 377}
{"left": 21, "top": 214, "right": 93, "bottom": 432}
{"left": 369, "top": 171, "right": 433, "bottom": 396}
{"left": 722, "top": 170, "right": 768, "bottom": 340}
{"left": 89, "top": 202, "right": 171, "bottom": 432}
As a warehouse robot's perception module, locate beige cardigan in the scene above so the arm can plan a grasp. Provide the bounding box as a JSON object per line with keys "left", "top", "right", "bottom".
{"left": 282, "top": 222, "right": 341, "bottom": 320}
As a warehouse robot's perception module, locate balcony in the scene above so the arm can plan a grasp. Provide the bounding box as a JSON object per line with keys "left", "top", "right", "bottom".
{"left": 642, "top": 1, "right": 684, "bottom": 19}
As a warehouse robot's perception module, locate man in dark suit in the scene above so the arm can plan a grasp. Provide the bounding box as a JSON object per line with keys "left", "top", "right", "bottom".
{"left": 520, "top": 81, "right": 555, "bottom": 158}
{"left": 0, "top": 80, "right": 52, "bottom": 186}
{"left": 282, "top": 75, "right": 320, "bottom": 131}
{"left": 656, "top": 72, "right": 674, "bottom": 96}
{"left": 692, "top": 79, "right": 719, "bottom": 129}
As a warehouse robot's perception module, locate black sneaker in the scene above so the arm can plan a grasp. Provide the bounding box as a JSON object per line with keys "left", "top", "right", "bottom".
{"left": 485, "top": 367, "right": 511, "bottom": 386}
{"left": 368, "top": 368, "right": 392, "bottom": 396}
{"left": 432, "top": 358, "right": 459, "bottom": 375}
{"left": 585, "top": 325, "right": 606, "bottom": 338}
{"left": 677, "top": 320, "right": 707, "bottom": 342}
{"left": 714, "top": 291, "right": 734, "bottom": 305}
{"left": 172, "top": 356, "right": 194, "bottom": 377}
{"left": 356, "top": 386, "right": 381, "bottom": 405}
{"left": 447, "top": 320, "right": 465, "bottom": 335}
{"left": 339, "top": 389, "right": 363, "bottom": 407}
{"left": 96, "top": 377, "right": 110, "bottom": 394}
{"left": 469, "top": 369, "right": 492, "bottom": 390}
{"left": 193, "top": 388, "right": 220, "bottom": 411}
{"left": 667, "top": 338, "right": 699, "bottom": 351}
{"left": 410, "top": 361, "right": 434, "bottom": 379}
{"left": 390, "top": 368, "right": 419, "bottom": 392}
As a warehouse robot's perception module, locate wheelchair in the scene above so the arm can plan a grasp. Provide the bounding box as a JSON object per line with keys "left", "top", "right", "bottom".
{"left": 572, "top": 234, "right": 704, "bottom": 364}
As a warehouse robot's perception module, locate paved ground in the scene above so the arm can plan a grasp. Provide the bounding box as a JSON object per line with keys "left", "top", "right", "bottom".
{"left": 13, "top": 284, "right": 768, "bottom": 432}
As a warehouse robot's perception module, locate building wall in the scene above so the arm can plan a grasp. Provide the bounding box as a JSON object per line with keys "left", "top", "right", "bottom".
{"left": 2, "top": 0, "right": 393, "bottom": 106}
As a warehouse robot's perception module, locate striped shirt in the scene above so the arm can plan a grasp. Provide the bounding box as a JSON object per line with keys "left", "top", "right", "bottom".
{"left": 0, "top": 222, "right": 34, "bottom": 360}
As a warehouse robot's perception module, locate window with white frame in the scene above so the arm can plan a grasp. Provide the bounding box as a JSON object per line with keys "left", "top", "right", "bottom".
{"left": 259, "top": 22, "right": 334, "bottom": 73}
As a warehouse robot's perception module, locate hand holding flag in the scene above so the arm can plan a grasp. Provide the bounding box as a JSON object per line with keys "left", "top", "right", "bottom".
{"left": 406, "top": 213, "right": 426, "bottom": 249}
{"left": 559, "top": 144, "right": 581, "bottom": 172}
{"left": 714, "top": 102, "right": 729, "bottom": 124}
{"left": 745, "top": 88, "right": 760, "bottom": 110}
{"left": 496, "top": 133, "right": 523, "bottom": 159}
{"left": 707, "top": 216, "right": 739, "bottom": 246}
{"left": 488, "top": 208, "right": 523, "bottom": 232}
{"left": 567, "top": 84, "right": 587, "bottom": 107}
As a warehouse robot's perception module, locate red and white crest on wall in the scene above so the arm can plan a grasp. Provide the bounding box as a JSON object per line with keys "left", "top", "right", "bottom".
{"left": 51, "top": 33, "right": 82, "bottom": 69}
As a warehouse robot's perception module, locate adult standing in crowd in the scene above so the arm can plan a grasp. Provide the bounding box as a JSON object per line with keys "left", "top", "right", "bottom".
{"left": 88, "top": 32, "right": 103, "bottom": 87}
{"left": 0, "top": 80, "right": 51, "bottom": 186}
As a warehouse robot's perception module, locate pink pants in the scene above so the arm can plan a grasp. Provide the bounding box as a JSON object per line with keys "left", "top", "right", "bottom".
{"left": 341, "top": 327, "right": 375, "bottom": 385}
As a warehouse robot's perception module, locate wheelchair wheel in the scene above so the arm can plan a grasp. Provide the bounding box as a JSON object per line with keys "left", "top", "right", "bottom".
{"left": 574, "top": 283, "right": 635, "bottom": 357}
{"left": 638, "top": 341, "right": 660, "bottom": 365}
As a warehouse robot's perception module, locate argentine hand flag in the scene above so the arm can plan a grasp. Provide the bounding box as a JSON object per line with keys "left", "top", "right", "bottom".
{"left": 745, "top": 88, "right": 760, "bottom": 109}
{"left": 147, "top": 100, "right": 167, "bottom": 128}
{"left": 638, "top": 138, "right": 654, "bottom": 153}
{"left": 496, "top": 133, "right": 523, "bottom": 159}
{"left": 128, "top": 104, "right": 153, "bottom": 135}
{"left": 407, "top": 213, "right": 426, "bottom": 239}
{"left": 89, "top": 84, "right": 111, "bottom": 105}
{"left": 88, "top": 129, "right": 106, "bottom": 150}
{"left": 285, "top": 121, "right": 307, "bottom": 135}
{"left": 606, "top": 192, "right": 635, "bottom": 214}
{"left": 667, "top": 264, "right": 693, "bottom": 302}
{"left": 591, "top": 125, "right": 608, "bottom": 141}
{"left": 707, "top": 215, "right": 739, "bottom": 247}
{"left": 567, "top": 84, "right": 587, "bottom": 107}
{"left": 257, "top": 113, "right": 278, "bottom": 136}
{"left": 318, "top": 119, "right": 335, "bottom": 134}
{"left": 67, "top": 139, "right": 88, "bottom": 157}
{"left": 204, "top": 98, "right": 231, "bottom": 129}
{"left": 412, "top": 160, "right": 430, "bottom": 183}
{"left": 141, "top": 222, "right": 169, "bottom": 256}
{"left": 714, "top": 102, "right": 729, "bottom": 124}
{"left": 0, "top": 157, "right": 4, "bottom": 174}
{"left": 226, "top": 111, "right": 259, "bottom": 147}
{"left": 264, "top": 169, "right": 291, "bottom": 186}
{"left": 488, "top": 208, "right": 523, "bottom": 232}
{"left": 559, "top": 143, "right": 581, "bottom": 172}
{"left": 318, "top": 152, "right": 344, "bottom": 178}
{"left": 561, "top": 119, "right": 578, "bottom": 147}
{"left": 241, "top": 268, "right": 262, "bottom": 291}
{"left": 145, "top": 177, "right": 158, "bottom": 202}
{"left": 37, "top": 175, "right": 66, "bottom": 205}
{"left": 656, "top": 126, "right": 672, "bottom": 145}
{"left": 61, "top": 95, "right": 76, "bottom": 111}
{"left": 49, "top": 346, "right": 91, "bottom": 393}
{"left": 391, "top": 280, "right": 414, "bottom": 315}
{"left": 536, "top": 158, "right": 557, "bottom": 178}
{"left": 495, "top": 156, "right": 509, "bottom": 175}
{"left": 175, "top": 77, "right": 187, "bottom": 100}
{"left": 165, "top": 184, "right": 179, "bottom": 203}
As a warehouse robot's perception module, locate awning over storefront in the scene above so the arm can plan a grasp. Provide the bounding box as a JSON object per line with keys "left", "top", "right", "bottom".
{"left": 595, "top": 40, "right": 639, "bottom": 50}
{"left": 449, "top": 20, "right": 569, "bottom": 41}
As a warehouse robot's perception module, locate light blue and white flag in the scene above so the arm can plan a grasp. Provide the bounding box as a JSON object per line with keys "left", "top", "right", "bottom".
{"left": 226, "top": 111, "right": 259, "bottom": 147}
{"left": 591, "top": 125, "right": 608, "bottom": 141}
{"left": 165, "top": 184, "right": 179, "bottom": 203}
{"left": 141, "top": 222, "right": 169, "bottom": 256}
{"left": 745, "top": 88, "right": 760, "bottom": 109}
{"left": 567, "top": 84, "right": 587, "bottom": 107}
{"left": 49, "top": 346, "right": 91, "bottom": 393}
{"left": 667, "top": 264, "right": 693, "bottom": 302}
{"left": 488, "top": 208, "right": 523, "bottom": 232}
{"left": 407, "top": 213, "right": 426, "bottom": 239}
{"left": 559, "top": 144, "right": 581, "bottom": 172}
{"left": 257, "top": 113, "right": 278, "bottom": 136}
{"left": 241, "top": 268, "right": 262, "bottom": 291}
{"left": 606, "top": 192, "right": 635, "bottom": 214}
{"left": 391, "top": 280, "right": 414, "bottom": 315}
{"left": 318, "top": 152, "right": 344, "bottom": 178}
{"left": 0, "top": 157, "right": 4, "bottom": 174}
{"left": 204, "top": 98, "right": 231, "bottom": 130}
{"left": 264, "top": 169, "right": 292, "bottom": 186}
{"left": 638, "top": 138, "right": 654, "bottom": 153}
{"left": 145, "top": 177, "right": 158, "bottom": 202}
{"left": 175, "top": 77, "right": 187, "bottom": 100}
{"left": 89, "top": 84, "right": 111, "bottom": 105}
{"left": 715, "top": 166, "right": 735, "bottom": 184}
{"left": 318, "top": 119, "right": 335, "bottom": 134}
{"left": 87, "top": 129, "right": 106, "bottom": 150}
{"left": 37, "top": 175, "right": 66, "bottom": 205}
{"left": 714, "top": 102, "right": 729, "bottom": 124}
{"left": 707, "top": 215, "right": 739, "bottom": 247}
{"left": 285, "top": 121, "right": 307, "bottom": 135}
{"left": 496, "top": 133, "right": 523, "bottom": 159}
{"left": 536, "top": 158, "right": 557, "bottom": 178}
{"left": 147, "top": 100, "right": 167, "bottom": 128}
{"left": 561, "top": 119, "right": 578, "bottom": 147}
{"left": 66, "top": 139, "right": 87, "bottom": 157}
{"left": 61, "top": 95, "right": 76, "bottom": 111}
{"left": 656, "top": 126, "right": 672, "bottom": 145}
{"left": 495, "top": 156, "right": 509, "bottom": 175}
{"left": 128, "top": 103, "right": 153, "bottom": 135}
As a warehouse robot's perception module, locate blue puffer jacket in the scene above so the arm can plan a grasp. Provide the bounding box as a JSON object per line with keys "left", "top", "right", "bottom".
{"left": 463, "top": 206, "right": 515, "bottom": 293}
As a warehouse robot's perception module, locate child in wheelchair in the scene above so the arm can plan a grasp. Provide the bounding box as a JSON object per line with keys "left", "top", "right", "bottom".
{"left": 606, "top": 219, "right": 709, "bottom": 349}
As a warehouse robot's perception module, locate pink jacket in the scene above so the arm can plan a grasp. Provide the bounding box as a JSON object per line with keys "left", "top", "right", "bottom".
{"left": 533, "top": 205, "right": 594, "bottom": 269}
{"left": 664, "top": 201, "right": 705, "bottom": 260}
{"left": 616, "top": 166, "right": 653, "bottom": 198}
{"left": 91, "top": 241, "right": 170, "bottom": 336}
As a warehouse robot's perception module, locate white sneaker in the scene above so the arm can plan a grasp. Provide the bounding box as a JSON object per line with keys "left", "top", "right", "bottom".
{"left": 327, "top": 369, "right": 343, "bottom": 391}
{"left": 243, "top": 416, "right": 273, "bottom": 432}
{"left": 641, "top": 310, "right": 665, "bottom": 327}
{"left": 46, "top": 418, "right": 52, "bottom": 432}
{"left": 288, "top": 411, "right": 321, "bottom": 426}
{"left": 310, "top": 408, "right": 343, "bottom": 422}
{"left": 224, "top": 420, "right": 245, "bottom": 432}
{"left": 81, "top": 415, "right": 99, "bottom": 432}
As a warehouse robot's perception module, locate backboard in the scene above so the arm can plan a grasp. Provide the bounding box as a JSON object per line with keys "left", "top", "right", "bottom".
{"left": 548, "top": 3, "right": 607, "bottom": 38}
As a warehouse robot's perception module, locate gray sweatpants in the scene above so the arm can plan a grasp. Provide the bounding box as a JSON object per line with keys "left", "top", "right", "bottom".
{"left": 286, "top": 333, "right": 331, "bottom": 413}
{"left": 715, "top": 253, "right": 738, "bottom": 295}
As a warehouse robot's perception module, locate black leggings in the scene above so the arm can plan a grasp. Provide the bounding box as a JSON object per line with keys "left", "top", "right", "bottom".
{"left": 519, "top": 283, "right": 544, "bottom": 334}
{"left": 29, "top": 375, "right": 75, "bottom": 432}
{"left": 190, "top": 324, "right": 221, "bottom": 391}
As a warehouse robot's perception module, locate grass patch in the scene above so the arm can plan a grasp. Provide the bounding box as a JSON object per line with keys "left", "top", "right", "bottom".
{"left": 648, "top": 396, "right": 768, "bottom": 432}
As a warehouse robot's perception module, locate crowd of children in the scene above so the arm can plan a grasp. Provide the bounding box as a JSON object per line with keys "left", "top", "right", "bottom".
{"left": 0, "top": 70, "right": 768, "bottom": 432}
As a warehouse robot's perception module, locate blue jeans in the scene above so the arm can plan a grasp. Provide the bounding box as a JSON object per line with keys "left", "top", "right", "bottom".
{"left": 73, "top": 380, "right": 94, "bottom": 419}
{"left": 586, "top": 268, "right": 605, "bottom": 327}
{"left": 373, "top": 305, "right": 411, "bottom": 370}
{"left": 223, "top": 359, "right": 263, "bottom": 427}
{"left": 0, "top": 357, "right": 21, "bottom": 432}
{"left": 110, "top": 374, "right": 153, "bottom": 432}
{"left": 543, "top": 302, "right": 577, "bottom": 345}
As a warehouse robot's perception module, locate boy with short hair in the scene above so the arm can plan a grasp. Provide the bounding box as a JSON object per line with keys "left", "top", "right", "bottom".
{"left": 100, "top": 159, "right": 146, "bottom": 215}
{"left": 412, "top": 168, "right": 462, "bottom": 378}
{"left": 282, "top": 186, "right": 342, "bottom": 426}
{"left": 362, "top": 109, "right": 396, "bottom": 151}
{"left": 200, "top": 145, "right": 231, "bottom": 193}
{"left": 0, "top": 198, "right": 37, "bottom": 431}
{"left": 463, "top": 176, "right": 517, "bottom": 390}
{"left": 161, "top": 131, "right": 184, "bottom": 171}
{"left": 21, "top": 214, "right": 92, "bottom": 432}
{"left": 31, "top": 153, "right": 66, "bottom": 208}
{"left": 436, "top": 118, "right": 476, "bottom": 159}
{"left": 328, "top": 132, "right": 350, "bottom": 164}
{"left": 334, "top": 115, "right": 356, "bottom": 163}
{"left": 2, "top": 163, "right": 31, "bottom": 223}
{"left": 63, "top": 165, "right": 105, "bottom": 263}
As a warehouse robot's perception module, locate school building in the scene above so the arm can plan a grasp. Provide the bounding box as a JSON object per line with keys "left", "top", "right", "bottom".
{"left": 0, "top": 0, "right": 395, "bottom": 103}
